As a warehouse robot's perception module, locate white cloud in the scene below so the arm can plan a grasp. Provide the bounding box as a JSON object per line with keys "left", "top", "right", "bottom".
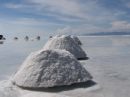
{"left": 56, "top": 26, "right": 72, "bottom": 35}
{"left": 55, "top": 25, "right": 108, "bottom": 35}
{"left": 111, "top": 21, "right": 130, "bottom": 32}
{"left": 5, "top": 17, "right": 64, "bottom": 26}
{"left": 26, "top": 0, "right": 102, "bottom": 20}
{"left": 4, "top": 3, "right": 29, "bottom": 9}
{"left": 11, "top": 18, "right": 43, "bottom": 25}
{"left": 121, "top": 0, "right": 130, "bottom": 8}
{"left": 56, "top": 20, "right": 130, "bottom": 35}
{"left": 29, "top": 0, "right": 83, "bottom": 18}
{"left": 27, "top": 0, "right": 121, "bottom": 23}
{"left": 125, "top": 2, "right": 130, "bottom": 8}
{"left": 4, "top": 0, "right": 124, "bottom": 23}
{"left": 0, "top": 17, "right": 64, "bottom": 34}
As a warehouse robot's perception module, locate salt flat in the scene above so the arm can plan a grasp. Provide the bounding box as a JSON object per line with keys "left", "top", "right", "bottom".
{"left": 0, "top": 35, "right": 130, "bottom": 97}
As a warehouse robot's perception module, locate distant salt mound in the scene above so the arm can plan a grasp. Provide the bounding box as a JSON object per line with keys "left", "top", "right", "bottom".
{"left": 43, "top": 35, "right": 87, "bottom": 60}
{"left": 71, "top": 36, "right": 82, "bottom": 45}
{"left": 12, "top": 49, "right": 92, "bottom": 88}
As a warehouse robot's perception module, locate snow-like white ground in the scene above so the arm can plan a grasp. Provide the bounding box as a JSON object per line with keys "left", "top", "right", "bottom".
{"left": 0, "top": 35, "right": 130, "bottom": 97}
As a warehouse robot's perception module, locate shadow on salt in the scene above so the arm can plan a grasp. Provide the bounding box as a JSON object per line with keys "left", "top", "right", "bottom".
{"left": 19, "top": 80, "right": 97, "bottom": 92}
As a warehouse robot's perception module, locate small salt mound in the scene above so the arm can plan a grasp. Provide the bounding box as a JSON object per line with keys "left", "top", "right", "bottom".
{"left": 71, "top": 36, "right": 82, "bottom": 45}
{"left": 43, "top": 35, "right": 87, "bottom": 60}
{"left": 12, "top": 49, "right": 92, "bottom": 88}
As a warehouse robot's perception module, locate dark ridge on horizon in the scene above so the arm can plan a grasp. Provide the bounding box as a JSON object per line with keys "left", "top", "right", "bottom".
{"left": 83, "top": 32, "right": 130, "bottom": 36}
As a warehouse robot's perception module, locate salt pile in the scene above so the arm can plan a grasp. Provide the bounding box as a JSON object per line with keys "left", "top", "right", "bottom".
{"left": 12, "top": 49, "right": 92, "bottom": 88}
{"left": 43, "top": 35, "right": 87, "bottom": 60}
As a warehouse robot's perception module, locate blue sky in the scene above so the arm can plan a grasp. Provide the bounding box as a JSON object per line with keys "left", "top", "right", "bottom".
{"left": 0, "top": 0, "right": 130, "bottom": 35}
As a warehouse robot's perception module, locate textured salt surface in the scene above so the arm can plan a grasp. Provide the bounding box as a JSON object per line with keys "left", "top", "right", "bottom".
{"left": 13, "top": 49, "right": 92, "bottom": 88}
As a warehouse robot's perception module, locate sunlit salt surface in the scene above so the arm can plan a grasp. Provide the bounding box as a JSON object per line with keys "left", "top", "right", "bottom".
{"left": 0, "top": 35, "right": 130, "bottom": 97}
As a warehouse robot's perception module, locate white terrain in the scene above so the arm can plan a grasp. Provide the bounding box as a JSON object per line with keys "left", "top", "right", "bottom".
{"left": 0, "top": 35, "right": 130, "bottom": 97}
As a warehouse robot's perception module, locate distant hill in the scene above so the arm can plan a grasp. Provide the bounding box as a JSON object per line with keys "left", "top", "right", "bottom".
{"left": 83, "top": 32, "right": 130, "bottom": 36}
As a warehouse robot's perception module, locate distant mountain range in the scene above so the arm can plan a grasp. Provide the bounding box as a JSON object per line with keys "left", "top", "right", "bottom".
{"left": 83, "top": 32, "right": 130, "bottom": 36}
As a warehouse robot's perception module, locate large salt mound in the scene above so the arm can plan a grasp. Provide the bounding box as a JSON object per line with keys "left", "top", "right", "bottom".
{"left": 43, "top": 35, "right": 87, "bottom": 60}
{"left": 12, "top": 49, "right": 92, "bottom": 88}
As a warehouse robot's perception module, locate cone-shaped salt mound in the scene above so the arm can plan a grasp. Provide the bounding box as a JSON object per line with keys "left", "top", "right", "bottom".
{"left": 43, "top": 35, "right": 87, "bottom": 60}
{"left": 12, "top": 49, "right": 92, "bottom": 88}
{"left": 72, "top": 36, "right": 82, "bottom": 45}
